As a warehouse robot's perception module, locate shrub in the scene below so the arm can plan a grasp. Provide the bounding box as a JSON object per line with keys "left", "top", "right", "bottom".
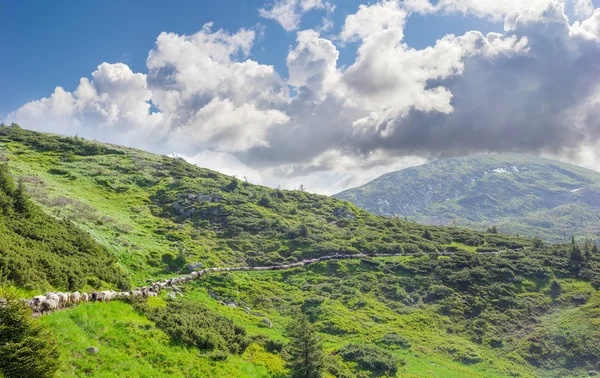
{"left": 378, "top": 333, "right": 411, "bottom": 349}
{"left": 133, "top": 299, "right": 249, "bottom": 354}
{"left": 339, "top": 343, "right": 403, "bottom": 376}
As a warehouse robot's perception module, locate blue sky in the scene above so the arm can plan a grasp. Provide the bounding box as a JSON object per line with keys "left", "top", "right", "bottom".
{"left": 2, "top": 0, "right": 600, "bottom": 194}
{"left": 0, "top": 0, "right": 504, "bottom": 118}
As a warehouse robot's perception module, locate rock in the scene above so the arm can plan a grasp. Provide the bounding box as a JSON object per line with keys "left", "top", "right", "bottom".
{"left": 167, "top": 292, "right": 176, "bottom": 299}
{"left": 209, "top": 291, "right": 219, "bottom": 300}
{"left": 86, "top": 347, "right": 99, "bottom": 354}
{"left": 186, "top": 262, "right": 204, "bottom": 272}
{"left": 226, "top": 302, "right": 237, "bottom": 308}
{"left": 263, "top": 317, "right": 273, "bottom": 328}
{"left": 333, "top": 206, "right": 356, "bottom": 219}
{"left": 589, "top": 371, "right": 598, "bottom": 376}
{"left": 572, "top": 294, "right": 587, "bottom": 305}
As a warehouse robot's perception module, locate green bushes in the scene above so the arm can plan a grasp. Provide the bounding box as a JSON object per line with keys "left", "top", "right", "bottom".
{"left": 0, "top": 291, "right": 59, "bottom": 378}
{"left": 0, "top": 164, "right": 129, "bottom": 291}
{"left": 377, "top": 333, "right": 411, "bottom": 349}
{"left": 133, "top": 299, "right": 249, "bottom": 354}
{"left": 338, "top": 343, "right": 403, "bottom": 376}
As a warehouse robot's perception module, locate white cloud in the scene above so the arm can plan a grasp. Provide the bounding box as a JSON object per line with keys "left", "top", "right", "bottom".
{"left": 260, "top": 0, "right": 334, "bottom": 31}
{"left": 287, "top": 30, "right": 340, "bottom": 98}
{"left": 405, "top": 0, "right": 596, "bottom": 21}
{"left": 6, "top": 1, "right": 600, "bottom": 195}
{"left": 168, "top": 97, "right": 289, "bottom": 153}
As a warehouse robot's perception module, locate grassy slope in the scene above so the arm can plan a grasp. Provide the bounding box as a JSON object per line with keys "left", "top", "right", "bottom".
{"left": 2, "top": 126, "right": 600, "bottom": 377}
{"left": 41, "top": 301, "right": 284, "bottom": 378}
{"left": 335, "top": 154, "right": 600, "bottom": 244}
{"left": 0, "top": 126, "right": 530, "bottom": 286}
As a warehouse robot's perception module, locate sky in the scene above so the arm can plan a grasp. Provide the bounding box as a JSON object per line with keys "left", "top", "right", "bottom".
{"left": 2, "top": 0, "right": 600, "bottom": 194}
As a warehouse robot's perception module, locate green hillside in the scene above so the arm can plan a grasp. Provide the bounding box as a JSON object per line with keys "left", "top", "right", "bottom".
{"left": 335, "top": 154, "right": 600, "bottom": 244}
{"left": 0, "top": 164, "right": 128, "bottom": 295}
{"left": 2, "top": 125, "right": 600, "bottom": 378}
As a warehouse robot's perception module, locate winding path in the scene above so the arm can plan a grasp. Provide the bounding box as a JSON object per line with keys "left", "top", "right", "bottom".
{"left": 23, "top": 249, "right": 519, "bottom": 315}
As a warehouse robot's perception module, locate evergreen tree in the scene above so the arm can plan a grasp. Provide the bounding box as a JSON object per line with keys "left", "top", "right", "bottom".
{"left": 12, "top": 180, "right": 29, "bottom": 214}
{"left": 0, "top": 164, "right": 15, "bottom": 196}
{"left": 284, "top": 311, "right": 325, "bottom": 378}
{"left": 422, "top": 229, "right": 433, "bottom": 240}
{"left": 0, "top": 291, "right": 59, "bottom": 378}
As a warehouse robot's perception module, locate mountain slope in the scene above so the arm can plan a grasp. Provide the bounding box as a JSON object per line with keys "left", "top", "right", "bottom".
{"left": 3, "top": 125, "right": 600, "bottom": 377}
{"left": 0, "top": 125, "right": 531, "bottom": 286}
{"left": 335, "top": 154, "right": 600, "bottom": 243}
{"left": 0, "top": 164, "right": 128, "bottom": 293}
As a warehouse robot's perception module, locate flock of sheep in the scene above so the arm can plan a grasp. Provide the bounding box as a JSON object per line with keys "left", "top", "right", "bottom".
{"left": 23, "top": 251, "right": 496, "bottom": 316}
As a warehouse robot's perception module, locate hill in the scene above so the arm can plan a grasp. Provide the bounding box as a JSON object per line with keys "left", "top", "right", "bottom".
{"left": 0, "top": 163, "right": 128, "bottom": 294}
{"left": 0, "top": 125, "right": 532, "bottom": 286}
{"left": 335, "top": 154, "right": 600, "bottom": 243}
{"left": 2, "top": 125, "right": 600, "bottom": 378}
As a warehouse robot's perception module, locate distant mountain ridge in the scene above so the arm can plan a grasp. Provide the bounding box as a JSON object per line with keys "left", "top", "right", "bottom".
{"left": 335, "top": 154, "right": 600, "bottom": 243}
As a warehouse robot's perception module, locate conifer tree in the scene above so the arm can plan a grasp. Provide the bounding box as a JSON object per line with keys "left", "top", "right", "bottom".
{"left": 12, "top": 180, "right": 29, "bottom": 214}
{"left": 0, "top": 291, "right": 59, "bottom": 378}
{"left": 284, "top": 311, "right": 325, "bottom": 378}
{"left": 0, "top": 164, "right": 14, "bottom": 196}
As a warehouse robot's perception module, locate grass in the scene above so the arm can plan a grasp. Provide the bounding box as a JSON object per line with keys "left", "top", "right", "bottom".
{"left": 41, "top": 301, "right": 285, "bottom": 378}
{"left": 2, "top": 126, "right": 600, "bottom": 377}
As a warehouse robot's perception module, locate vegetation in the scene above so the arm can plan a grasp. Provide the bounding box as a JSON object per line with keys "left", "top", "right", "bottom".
{"left": 0, "top": 290, "right": 59, "bottom": 378}
{"left": 335, "top": 153, "right": 600, "bottom": 244}
{"left": 1, "top": 125, "right": 600, "bottom": 377}
{"left": 0, "top": 162, "right": 128, "bottom": 292}
{"left": 130, "top": 297, "right": 250, "bottom": 355}
{"left": 284, "top": 311, "right": 325, "bottom": 378}
{"left": 0, "top": 125, "right": 532, "bottom": 286}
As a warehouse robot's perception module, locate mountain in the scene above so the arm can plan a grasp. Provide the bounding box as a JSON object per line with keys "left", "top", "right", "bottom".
{"left": 2, "top": 125, "right": 600, "bottom": 378}
{"left": 335, "top": 154, "right": 600, "bottom": 244}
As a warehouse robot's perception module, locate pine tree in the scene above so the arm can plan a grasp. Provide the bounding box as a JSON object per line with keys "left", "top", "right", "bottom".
{"left": 284, "top": 311, "right": 325, "bottom": 378}
{"left": 0, "top": 291, "right": 59, "bottom": 378}
{"left": 12, "top": 180, "right": 29, "bottom": 214}
{"left": 0, "top": 164, "right": 15, "bottom": 196}
{"left": 422, "top": 229, "right": 433, "bottom": 240}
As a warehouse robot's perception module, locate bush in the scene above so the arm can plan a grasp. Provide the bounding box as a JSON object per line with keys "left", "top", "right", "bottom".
{"left": 378, "top": 333, "right": 411, "bottom": 349}
{"left": 133, "top": 299, "right": 249, "bottom": 354}
{"left": 339, "top": 343, "right": 403, "bottom": 376}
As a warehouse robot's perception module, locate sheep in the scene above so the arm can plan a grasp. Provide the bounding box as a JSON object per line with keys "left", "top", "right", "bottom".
{"left": 102, "top": 291, "right": 114, "bottom": 302}
{"left": 57, "top": 292, "right": 70, "bottom": 308}
{"left": 91, "top": 292, "right": 105, "bottom": 302}
{"left": 46, "top": 292, "right": 59, "bottom": 302}
{"left": 40, "top": 298, "right": 59, "bottom": 315}
{"left": 81, "top": 293, "right": 89, "bottom": 303}
{"left": 70, "top": 292, "right": 81, "bottom": 305}
{"left": 33, "top": 295, "right": 47, "bottom": 309}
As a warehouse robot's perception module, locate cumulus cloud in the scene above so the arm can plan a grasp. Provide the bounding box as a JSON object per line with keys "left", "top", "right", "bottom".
{"left": 405, "top": 0, "right": 596, "bottom": 20}
{"left": 259, "top": 0, "right": 334, "bottom": 31}
{"left": 6, "top": 1, "right": 600, "bottom": 194}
